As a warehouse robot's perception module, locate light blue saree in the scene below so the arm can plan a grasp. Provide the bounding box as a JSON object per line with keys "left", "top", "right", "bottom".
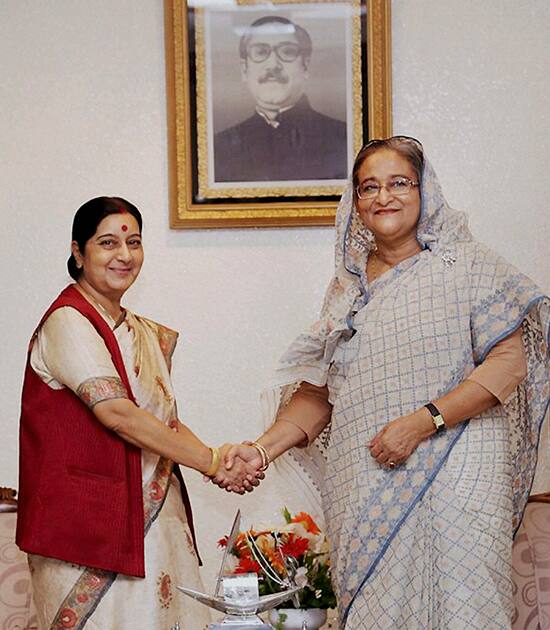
{"left": 267, "top": 152, "right": 550, "bottom": 628}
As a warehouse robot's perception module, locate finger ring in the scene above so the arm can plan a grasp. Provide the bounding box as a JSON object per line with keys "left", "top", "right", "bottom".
{"left": 388, "top": 461, "right": 396, "bottom": 469}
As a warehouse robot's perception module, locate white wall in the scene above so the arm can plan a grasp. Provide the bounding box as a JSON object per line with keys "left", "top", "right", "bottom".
{"left": 1, "top": 0, "right": 549, "bottom": 588}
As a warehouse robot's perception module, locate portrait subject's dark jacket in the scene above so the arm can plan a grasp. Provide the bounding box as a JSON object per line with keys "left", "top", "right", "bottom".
{"left": 214, "top": 96, "right": 347, "bottom": 182}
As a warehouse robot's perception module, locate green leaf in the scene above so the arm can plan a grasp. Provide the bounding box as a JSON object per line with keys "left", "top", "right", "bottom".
{"left": 274, "top": 612, "right": 288, "bottom": 630}
{"left": 282, "top": 507, "right": 292, "bottom": 523}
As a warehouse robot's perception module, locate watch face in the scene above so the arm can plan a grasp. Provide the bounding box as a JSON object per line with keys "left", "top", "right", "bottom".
{"left": 425, "top": 403, "right": 445, "bottom": 431}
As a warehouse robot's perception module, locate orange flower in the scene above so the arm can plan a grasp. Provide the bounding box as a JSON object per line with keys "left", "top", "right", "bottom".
{"left": 217, "top": 509, "right": 335, "bottom": 608}
{"left": 290, "top": 512, "right": 321, "bottom": 535}
{"left": 218, "top": 532, "right": 254, "bottom": 557}
{"left": 235, "top": 557, "right": 261, "bottom": 574}
{"left": 281, "top": 533, "right": 309, "bottom": 558}
{"left": 264, "top": 547, "right": 286, "bottom": 574}
{"left": 255, "top": 533, "right": 276, "bottom": 555}
{"left": 234, "top": 533, "right": 252, "bottom": 557}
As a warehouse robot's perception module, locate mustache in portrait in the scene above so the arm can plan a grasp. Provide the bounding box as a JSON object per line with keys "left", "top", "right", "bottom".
{"left": 258, "top": 70, "right": 289, "bottom": 84}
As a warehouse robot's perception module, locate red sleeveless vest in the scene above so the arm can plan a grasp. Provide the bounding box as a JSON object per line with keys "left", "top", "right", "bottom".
{"left": 16, "top": 285, "right": 197, "bottom": 577}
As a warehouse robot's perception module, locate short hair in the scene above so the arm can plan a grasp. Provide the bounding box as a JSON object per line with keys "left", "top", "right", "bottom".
{"left": 239, "top": 16, "right": 312, "bottom": 66}
{"left": 67, "top": 196, "right": 142, "bottom": 280}
{"left": 352, "top": 136, "right": 425, "bottom": 193}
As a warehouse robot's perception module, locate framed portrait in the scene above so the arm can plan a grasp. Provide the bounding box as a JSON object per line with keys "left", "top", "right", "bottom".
{"left": 165, "top": 0, "right": 392, "bottom": 228}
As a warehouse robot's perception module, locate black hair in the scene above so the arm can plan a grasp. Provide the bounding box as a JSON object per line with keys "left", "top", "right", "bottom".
{"left": 239, "top": 16, "right": 312, "bottom": 68}
{"left": 67, "top": 196, "right": 142, "bottom": 280}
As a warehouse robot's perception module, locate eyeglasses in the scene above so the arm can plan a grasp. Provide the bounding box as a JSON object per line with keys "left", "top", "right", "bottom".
{"left": 356, "top": 176, "right": 419, "bottom": 200}
{"left": 247, "top": 42, "right": 302, "bottom": 63}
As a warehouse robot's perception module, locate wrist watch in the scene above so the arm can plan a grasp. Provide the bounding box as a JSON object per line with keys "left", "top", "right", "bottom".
{"left": 424, "top": 402, "right": 446, "bottom": 432}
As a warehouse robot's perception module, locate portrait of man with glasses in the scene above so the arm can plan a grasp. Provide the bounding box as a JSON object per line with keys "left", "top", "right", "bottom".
{"left": 213, "top": 15, "right": 348, "bottom": 183}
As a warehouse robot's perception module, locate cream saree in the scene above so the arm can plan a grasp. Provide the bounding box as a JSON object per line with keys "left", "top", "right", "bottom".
{"left": 28, "top": 300, "right": 211, "bottom": 629}
{"left": 265, "top": 155, "right": 550, "bottom": 628}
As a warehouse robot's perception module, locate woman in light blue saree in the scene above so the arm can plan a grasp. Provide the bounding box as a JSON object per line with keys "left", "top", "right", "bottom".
{"left": 222, "top": 137, "right": 550, "bottom": 628}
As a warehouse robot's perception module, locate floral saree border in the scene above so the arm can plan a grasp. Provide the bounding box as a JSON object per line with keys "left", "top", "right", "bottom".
{"left": 49, "top": 457, "right": 174, "bottom": 629}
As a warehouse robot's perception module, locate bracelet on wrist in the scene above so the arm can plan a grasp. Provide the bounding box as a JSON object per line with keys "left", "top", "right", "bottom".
{"left": 205, "top": 446, "right": 221, "bottom": 477}
{"left": 245, "top": 440, "right": 270, "bottom": 471}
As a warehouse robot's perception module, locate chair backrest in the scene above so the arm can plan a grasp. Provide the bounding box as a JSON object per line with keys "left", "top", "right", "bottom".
{"left": 0, "top": 487, "right": 37, "bottom": 629}
{"left": 512, "top": 493, "right": 550, "bottom": 629}
{"left": 0, "top": 486, "right": 17, "bottom": 512}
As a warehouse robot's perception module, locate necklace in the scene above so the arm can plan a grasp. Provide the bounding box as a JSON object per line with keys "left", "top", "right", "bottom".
{"left": 74, "top": 283, "right": 125, "bottom": 327}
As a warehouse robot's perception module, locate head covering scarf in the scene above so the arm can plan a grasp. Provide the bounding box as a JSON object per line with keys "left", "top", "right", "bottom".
{"left": 267, "top": 140, "right": 477, "bottom": 389}
{"left": 263, "top": 138, "right": 550, "bottom": 624}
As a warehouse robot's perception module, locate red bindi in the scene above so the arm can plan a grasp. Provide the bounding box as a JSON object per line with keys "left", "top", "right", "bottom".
{"left": 121, "top": 224, "right": 128, "bottom": 232}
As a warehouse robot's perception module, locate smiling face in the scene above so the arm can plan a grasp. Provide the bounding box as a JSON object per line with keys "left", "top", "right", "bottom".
{"left": 355, "top": 148, "right": 421, "bottom": 246}
{"left": 72, "top": 213, "right": 143, "bottom": 305}
{"left": 241, "top": 29, "right": 308, "bottom": 111}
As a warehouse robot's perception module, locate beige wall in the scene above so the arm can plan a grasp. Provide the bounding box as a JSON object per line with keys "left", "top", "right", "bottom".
{"left": 1, "top": 0, "right": 549, "bottom": 588}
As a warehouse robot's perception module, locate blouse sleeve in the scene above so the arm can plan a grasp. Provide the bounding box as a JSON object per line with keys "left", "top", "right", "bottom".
{"left": 30, "top": 306, "right": 128, "bottom": 408}
{"left": 277, "top": 382, "right": 332, "bottom": 447}
{"left": 466, "top": 327, "right": 527, "bottom": 403}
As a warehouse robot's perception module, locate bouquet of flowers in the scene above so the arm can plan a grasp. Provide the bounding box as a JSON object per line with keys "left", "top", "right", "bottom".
{"left": 218, "top": 508, "right": 336, "bottom": 609}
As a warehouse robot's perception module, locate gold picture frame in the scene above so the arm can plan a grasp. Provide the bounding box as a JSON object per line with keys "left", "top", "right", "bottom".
{"left": 165, "top": 0, "right": 392, "bottom": 229}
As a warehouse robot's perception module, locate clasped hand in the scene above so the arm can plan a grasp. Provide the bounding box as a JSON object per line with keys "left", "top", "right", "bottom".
{"left": 209, "top": 444, "right": 265, "bottom": 494}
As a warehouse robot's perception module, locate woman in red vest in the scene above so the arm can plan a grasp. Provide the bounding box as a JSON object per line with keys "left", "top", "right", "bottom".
{"left": 17, "top": 197, "right": 261, "bottom": 629}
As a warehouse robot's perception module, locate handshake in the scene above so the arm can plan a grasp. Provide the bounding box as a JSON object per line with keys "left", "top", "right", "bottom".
{"left": 206, "top": 442, "right": 269, "bottom": 495}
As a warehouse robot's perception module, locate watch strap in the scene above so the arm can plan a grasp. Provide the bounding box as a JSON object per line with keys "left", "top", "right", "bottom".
{"left": 424, "top": 402, "right": 446, "bottom": 432}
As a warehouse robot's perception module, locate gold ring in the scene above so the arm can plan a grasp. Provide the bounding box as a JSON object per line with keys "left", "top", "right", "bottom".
{"left": 388, "top": 461, "right": 396, "bottom": 469}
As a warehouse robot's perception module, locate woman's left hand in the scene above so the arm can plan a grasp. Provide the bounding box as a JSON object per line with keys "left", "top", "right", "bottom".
{"left": 368, "top": 409, "right": 433, "bottom": 468}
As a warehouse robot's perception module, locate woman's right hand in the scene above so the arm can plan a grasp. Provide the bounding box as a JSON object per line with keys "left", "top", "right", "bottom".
{"left": 210, "top": 444, "right": 265, "bottom": 494}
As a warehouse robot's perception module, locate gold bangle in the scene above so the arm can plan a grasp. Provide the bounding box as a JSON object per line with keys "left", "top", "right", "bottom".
{"left": 205, "top": 446, "right": 220, "bottom": 477}
{"left": 250, "top": 441, "right": 270, "bottom": 471}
